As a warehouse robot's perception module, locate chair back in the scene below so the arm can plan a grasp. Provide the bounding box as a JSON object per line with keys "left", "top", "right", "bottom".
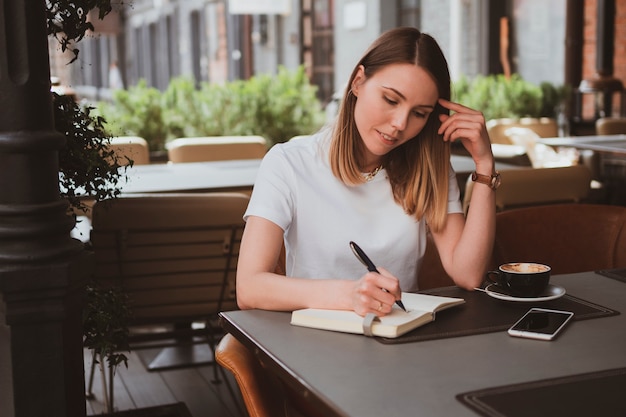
{"left": 418, "top": 203, "right": 626, "bottom": 289}
{"left": 166, "top": 136, "right": 268, "bottom": 163}
{"left": 596, "top": 117, "right": 626, "bottom": 135}
{"left": 108, "top": 136, "right": 150, "bottom": 165}
{"left": 487, "top": 118, "right": 558, "bottom": 145}
{"left": 90, "top": 192, "right": 249, "bottom": 336}
{"left": 216, "top": 334, "right": 288, "bottom": 417}
{"left": 492, "top": 204, "right": 626, "bottom": 274}
{"left": 463, "top": 164, "right": 591, "bottom": 213}
{"left": 518, "top": 117, "right": 559, "bottom": 138}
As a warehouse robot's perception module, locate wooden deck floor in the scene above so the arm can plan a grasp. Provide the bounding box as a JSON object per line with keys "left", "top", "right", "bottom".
{"left": 84, "top": 341, "right": 247, "bottom": 417}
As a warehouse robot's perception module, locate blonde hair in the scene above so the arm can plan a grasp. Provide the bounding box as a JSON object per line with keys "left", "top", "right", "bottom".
{"left": 329, "top": 27, "right": 451, "bottom": 232}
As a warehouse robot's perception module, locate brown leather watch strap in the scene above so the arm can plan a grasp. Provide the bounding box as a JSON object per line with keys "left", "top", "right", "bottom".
{"left": 471, "top": 171, "right": 501, "bottom": 190}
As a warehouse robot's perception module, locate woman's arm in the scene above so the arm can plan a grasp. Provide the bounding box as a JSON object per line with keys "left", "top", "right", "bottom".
{"left": 236, "top": 215, "right": 401, "bottom": 314}
{"left": 432, "top": 99, "right": 496, "bottom": 290}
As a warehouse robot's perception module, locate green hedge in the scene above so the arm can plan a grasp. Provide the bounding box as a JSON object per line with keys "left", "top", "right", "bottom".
{"left": 96, "top": 66, "right": 326, "bottom": 152}
{"left": 452, "top": 74, "right": 569, "bottom": 121}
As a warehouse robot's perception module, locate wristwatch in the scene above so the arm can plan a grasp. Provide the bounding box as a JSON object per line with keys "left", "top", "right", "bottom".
{"left": 471, "top": 171, "right": 501, "bottom": 190}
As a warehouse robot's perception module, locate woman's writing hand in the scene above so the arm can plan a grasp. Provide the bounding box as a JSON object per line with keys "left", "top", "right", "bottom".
{"left": 437, "top": 98, "right": 494, "bottom": 171}
{"left": 350, "top": 267, "right": 401, "bottom": 316}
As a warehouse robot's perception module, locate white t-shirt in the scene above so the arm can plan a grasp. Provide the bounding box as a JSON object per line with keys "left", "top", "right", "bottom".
{"left": 244, "top": 130, "right": 463, "bottom": 292}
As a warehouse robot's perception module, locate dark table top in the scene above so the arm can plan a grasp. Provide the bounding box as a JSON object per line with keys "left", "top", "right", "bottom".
{"left": 220, "top": 271, "right": 626, "bottom": 417}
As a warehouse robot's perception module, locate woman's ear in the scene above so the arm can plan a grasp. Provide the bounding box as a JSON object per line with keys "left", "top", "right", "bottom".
{"left": 351, "top": 65, "right": 366, "bottom": 97}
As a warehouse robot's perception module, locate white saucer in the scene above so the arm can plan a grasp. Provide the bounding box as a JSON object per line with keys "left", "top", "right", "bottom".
{"left": 484, "top": 284, "right": 566, "bottom": 302}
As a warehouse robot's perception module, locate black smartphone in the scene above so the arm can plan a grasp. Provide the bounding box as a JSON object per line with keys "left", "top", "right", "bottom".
{"left": 507, "top": 308, "right": 574, "bottom": 341}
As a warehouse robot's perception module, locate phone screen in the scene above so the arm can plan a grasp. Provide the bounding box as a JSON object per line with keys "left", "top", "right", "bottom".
{"left": 508, "top": 308, "right": 574, "bottom": 340}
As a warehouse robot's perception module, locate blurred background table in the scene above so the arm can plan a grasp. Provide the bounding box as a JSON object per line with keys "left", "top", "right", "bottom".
{"left": 538, "top": 135, "right": 626, "bottom": 205}
{"left": 537, "top": 134, "right": 626, "bottom": 155}
{"left": 119, "top": 159, "right": 262, "bottom": 194}
{"left": 118, "top": 156, "right": 522, "bottom": 196}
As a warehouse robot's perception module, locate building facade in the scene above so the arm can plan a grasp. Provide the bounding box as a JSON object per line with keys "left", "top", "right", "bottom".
{"left": 49, "top": 0, "right": 624, "bottom": 117}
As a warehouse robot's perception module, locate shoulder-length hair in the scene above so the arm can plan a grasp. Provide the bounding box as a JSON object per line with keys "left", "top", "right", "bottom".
{"left": 329, "top": 27, "right": 452, "bottom": 232}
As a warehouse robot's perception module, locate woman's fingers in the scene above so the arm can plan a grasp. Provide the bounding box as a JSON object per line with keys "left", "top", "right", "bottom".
{"left": 353, "top": 270, "right": 400, "bottom": 316}
{"left": 438, "top": 98, "right": 481, "bottom": 115}
{"left": 437, "top": 99, "right": 487, "bottom": 139}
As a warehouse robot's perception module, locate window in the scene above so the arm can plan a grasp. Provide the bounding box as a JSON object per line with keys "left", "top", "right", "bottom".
{"left": 310, "top": 0, "right": 334, "bottom": 103}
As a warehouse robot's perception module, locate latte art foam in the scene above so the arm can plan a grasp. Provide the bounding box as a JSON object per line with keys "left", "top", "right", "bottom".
{"left": 501, "top": 263, "right": 550, "bottom": 274}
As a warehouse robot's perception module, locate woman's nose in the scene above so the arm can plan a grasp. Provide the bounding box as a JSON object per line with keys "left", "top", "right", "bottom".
{"left": 390, "top": 110, "right": 409, "bottom": 131}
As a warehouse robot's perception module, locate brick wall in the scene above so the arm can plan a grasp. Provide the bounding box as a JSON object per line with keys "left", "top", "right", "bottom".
{"left": 581, "top": 0, "right": 626, "bottom": 119}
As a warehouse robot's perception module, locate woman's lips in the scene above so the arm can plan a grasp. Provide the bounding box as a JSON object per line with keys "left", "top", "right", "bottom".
{"left": 378, "top": 130, "right": 397, "bottom": 145}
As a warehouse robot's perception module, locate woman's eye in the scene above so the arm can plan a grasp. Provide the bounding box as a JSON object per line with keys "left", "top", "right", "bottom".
{"left": 413, "top": 111, "right": 426, "bottom": 118}
{"left": 383, "top": 96, "right": 397, "bottom": 105}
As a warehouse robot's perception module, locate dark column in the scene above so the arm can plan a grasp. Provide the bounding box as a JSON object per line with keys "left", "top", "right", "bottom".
{"left": 487, "top": 1, "right": 509, "bottom": 75}
{"left": 564, "top": 0, "right": 584, "bottom": 88}
{"left": 595, "top": 0, "right": 616, "bottom": 78}
{"left": 0, "top": 1, "right": 90, "bottom": 417}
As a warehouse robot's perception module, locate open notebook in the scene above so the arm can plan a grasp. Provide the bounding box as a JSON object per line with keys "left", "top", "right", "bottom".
{"left": 291, "top": 292, "right": 465, "bottom": 338}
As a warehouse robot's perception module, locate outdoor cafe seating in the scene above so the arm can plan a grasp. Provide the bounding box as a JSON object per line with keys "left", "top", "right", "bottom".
{"left": 486, "top": 117, "right": 558, "bottom": 145}
{"left": 491, "top": 203, "right": 626, "bottom": 274}
{"left": 419, "top": 203, "right": 626, "bottom": 290}
{"left": 166, "top": 136, "right": 268, "bottom": 163}
{"left": 216, "top": 202, "right": 626, "bottom": 417}
{"left": 88, "top": 192, "right": 249, "bottom": 379}
{"left": 108, "top": 136, "right": 151, "bottom": 166}
{"left": 595, "top": 117, "right": 626, "bottom": 135}
{"left": 215, "top": 333, "right": 295, "bottom": 417}
{"left": 77, "top": 129, "right": 624, "bottom": 416}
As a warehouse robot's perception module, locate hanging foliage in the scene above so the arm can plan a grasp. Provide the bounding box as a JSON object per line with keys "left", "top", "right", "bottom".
{"left": 54, "top": 93, "right": 131, "bottom": 214}
{"left": 45, "top": 0, "right": 118, "bottom": 62}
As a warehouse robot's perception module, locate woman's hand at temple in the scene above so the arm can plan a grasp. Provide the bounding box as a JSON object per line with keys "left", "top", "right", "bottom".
{"left": 437, "top": 98, "right": 494, "bottom": 173}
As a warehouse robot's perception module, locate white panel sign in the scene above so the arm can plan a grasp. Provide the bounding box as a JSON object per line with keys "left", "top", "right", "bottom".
{"left": 343, "top": 2, "right": 367, "bottom": 30}
{"left": 229, "top": 0, "right": 291, "bottom": 15}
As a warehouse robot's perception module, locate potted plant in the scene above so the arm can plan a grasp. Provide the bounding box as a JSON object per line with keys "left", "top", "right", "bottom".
{"left": 83, "top": 282, "right": 131, "bottom": 413}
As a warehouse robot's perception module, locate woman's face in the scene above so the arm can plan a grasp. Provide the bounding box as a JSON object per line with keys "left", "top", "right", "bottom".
{"left": 351, "top": 63, "right": 439, "bottom": 170}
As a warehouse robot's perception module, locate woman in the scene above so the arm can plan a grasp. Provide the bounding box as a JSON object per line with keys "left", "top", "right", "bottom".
{"left": 236, "top": 27, "right": 496, "bottom": 317}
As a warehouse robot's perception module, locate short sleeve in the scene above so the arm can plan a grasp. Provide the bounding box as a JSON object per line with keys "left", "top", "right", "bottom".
{"left": 244, "top": 144, "right": 295, "bottom": 231}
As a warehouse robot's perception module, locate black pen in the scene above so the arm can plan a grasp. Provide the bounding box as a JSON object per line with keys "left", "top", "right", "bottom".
{"left": 349, "top": 241, "right": 407, "bottom": 312}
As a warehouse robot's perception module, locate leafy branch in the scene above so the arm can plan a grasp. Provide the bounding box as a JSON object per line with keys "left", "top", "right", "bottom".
{"left": 83, "top": 283, "right": 131, "bottom": 370}
{"left": 54, "top": 93, "right": 130, "bottom": 214}
{"left": 45, "top": 0, "right": 120, "bottom": 63}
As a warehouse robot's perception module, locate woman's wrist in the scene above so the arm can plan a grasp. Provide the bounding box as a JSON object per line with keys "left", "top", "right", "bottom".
{"left": 474, "top": 158, "right": 496, "bottom": 176}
